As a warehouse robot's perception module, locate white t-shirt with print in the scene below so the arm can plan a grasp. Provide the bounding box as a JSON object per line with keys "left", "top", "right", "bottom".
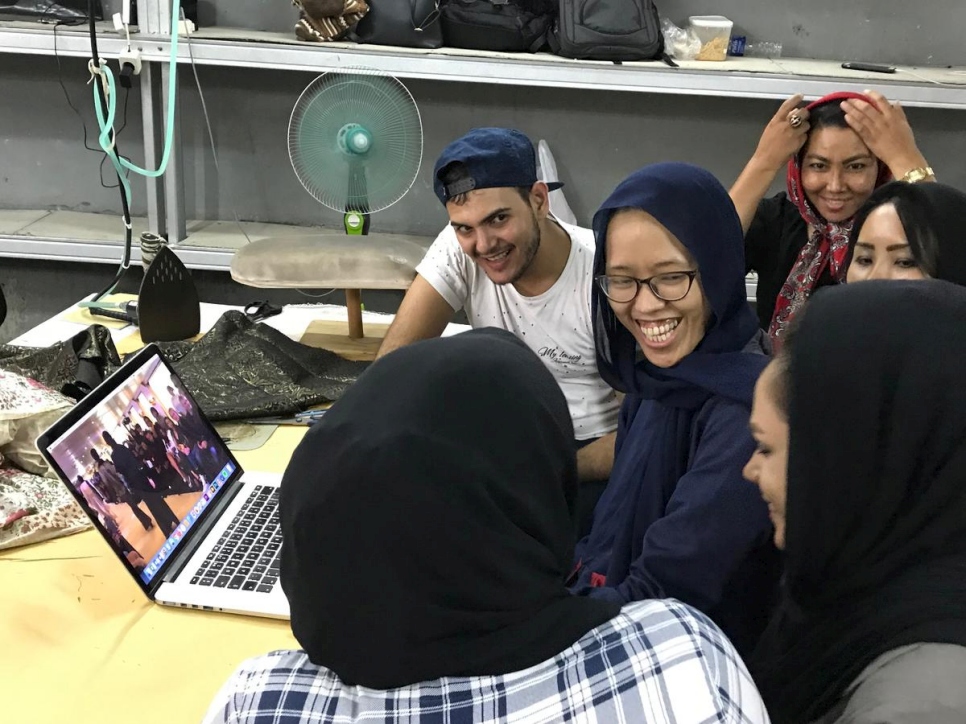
{"left": 416, "top": 219, "right": 619, "bottom": 441}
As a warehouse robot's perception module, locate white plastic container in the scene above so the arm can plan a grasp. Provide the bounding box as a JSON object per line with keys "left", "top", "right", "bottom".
{"left": 688, "top": 16, "right": 734, "bottom": 61}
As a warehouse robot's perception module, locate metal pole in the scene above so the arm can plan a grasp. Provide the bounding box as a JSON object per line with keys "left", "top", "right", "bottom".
{"left": 160, "top": 59, "right": 187, "bottom": 243}
{"left": 140, "top": 60, "right": 165, "bottom": 237}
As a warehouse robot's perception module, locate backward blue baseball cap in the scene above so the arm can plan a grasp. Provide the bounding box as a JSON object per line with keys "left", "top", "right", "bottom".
{"left": 433, "top": 128, "right": 564, "bottom": 205}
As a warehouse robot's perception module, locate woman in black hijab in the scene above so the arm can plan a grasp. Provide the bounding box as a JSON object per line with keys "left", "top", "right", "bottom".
{"left": 846, "top": 180, "right": 966, "bottom": 284}
{"left": 203, "top": 328, "right": 772, "bottom": 723}
{"left": 745, "top": 280, "right": 966, "bottom": 723}
{"left": 280, "top": 327, "right": 619, "bottom": 688}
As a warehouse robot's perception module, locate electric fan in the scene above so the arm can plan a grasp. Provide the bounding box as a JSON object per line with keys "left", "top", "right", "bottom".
{"left": 287, "top": 68, "right": 423, "bottom": 344}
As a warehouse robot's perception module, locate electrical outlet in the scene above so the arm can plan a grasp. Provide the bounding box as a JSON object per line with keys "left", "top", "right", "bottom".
{"left": 119, "top": 48, "right": 142, "bottom": 76}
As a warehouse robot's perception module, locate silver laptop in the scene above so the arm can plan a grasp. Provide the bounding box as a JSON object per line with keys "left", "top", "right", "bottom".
{"left": 37, "top": 344, "right": 289, "bottom": 619}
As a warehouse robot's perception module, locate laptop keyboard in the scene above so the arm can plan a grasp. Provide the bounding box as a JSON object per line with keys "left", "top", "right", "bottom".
{"left": 190, "top": 485, "right": 281, "bottom": 593}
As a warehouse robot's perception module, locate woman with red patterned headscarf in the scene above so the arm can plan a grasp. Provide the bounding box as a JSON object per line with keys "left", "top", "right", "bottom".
{"left": 730, "top": 90, "right": 935, "bottom": 346}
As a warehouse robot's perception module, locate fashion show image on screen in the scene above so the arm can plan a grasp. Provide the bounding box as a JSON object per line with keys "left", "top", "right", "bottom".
{"left": 46, "top": 355, "right": 234, "bottom": 584}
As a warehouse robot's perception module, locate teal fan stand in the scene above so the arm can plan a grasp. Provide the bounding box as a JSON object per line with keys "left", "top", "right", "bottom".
{"left": 288, "top": 69, "right": 423, "bottom": 339}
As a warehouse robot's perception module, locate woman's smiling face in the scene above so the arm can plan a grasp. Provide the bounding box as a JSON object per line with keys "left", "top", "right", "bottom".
{"left": 800, "top": 126, "right": 879, "bottom": 223}
{"left": 744, "top": 363, "right": 790, "bottom": 549}
{"left": 604, "top": 209, "right": 711, "bottom": 368}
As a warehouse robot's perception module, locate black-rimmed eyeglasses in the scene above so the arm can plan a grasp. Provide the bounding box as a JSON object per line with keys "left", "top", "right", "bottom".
{"left": 595, "top": 271, "right": 698, "bottom": 303}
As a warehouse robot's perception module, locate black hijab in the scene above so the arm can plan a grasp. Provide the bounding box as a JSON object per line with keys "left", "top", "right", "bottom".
{"left": 752, "top": 280, "right": 966, "bottom": 723}
{"left": 280, "top": 328, "right": 621, "bottom": 689}
{"left": 847, "top": 180, "right": 966, "bottom": 285}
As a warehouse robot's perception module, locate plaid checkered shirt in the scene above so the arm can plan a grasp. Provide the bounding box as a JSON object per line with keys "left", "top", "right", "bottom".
{"left": 203, "top": 599, "right": 770, "bottom": 724}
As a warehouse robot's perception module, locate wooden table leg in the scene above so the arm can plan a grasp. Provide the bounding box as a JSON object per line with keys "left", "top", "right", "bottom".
{"left": 345, "top": 288, "right": 364, "bottom": 339}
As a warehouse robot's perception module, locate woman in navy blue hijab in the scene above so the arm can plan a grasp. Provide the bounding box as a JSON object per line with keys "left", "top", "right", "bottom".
{"left": 571, "top": 162, "right": 781, "bottom": 655}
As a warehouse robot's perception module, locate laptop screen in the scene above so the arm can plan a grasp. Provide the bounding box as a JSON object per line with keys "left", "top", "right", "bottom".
{"left": 43, "top": 350, "right": 237, "bottom": 586}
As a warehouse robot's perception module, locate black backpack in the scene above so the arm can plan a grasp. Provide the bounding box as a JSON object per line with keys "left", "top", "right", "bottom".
{"left": 441, "top": 0, "right": 557, "bottom": 53}
{"left": 549, "top": 0, "right": 664, "bottom": 61}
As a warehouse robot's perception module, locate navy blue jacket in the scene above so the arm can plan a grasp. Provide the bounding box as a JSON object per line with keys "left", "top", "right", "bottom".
{"left": 573, "top": 390, "right": 780, "bottom": 655}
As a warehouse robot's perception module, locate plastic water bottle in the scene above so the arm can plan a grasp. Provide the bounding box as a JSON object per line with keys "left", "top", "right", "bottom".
{"left": 729, "top": 37, "right": 783, "bottom": 58}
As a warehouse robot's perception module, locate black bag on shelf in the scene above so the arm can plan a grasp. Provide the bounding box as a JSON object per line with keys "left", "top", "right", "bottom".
{"left": 350, "top": 0, "right": 443, "bottom": 49}
{"left": 0, "top": 0, "right": 102, "bottom": 21}
{"left": 441, "top": 0, "right": 556, "bottom": 53}
{"left": 548, "top": 0, "right": 664, "bottom": 61}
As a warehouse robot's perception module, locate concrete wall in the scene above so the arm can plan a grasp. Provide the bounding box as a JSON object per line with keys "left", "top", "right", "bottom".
{"left": 0, "top": 54, "right": 149, "bottom": 216}
{"left": 101, "top": 0, "right": 966, "bottom": 67}
{"left": 3, "top": 54, "right": 965, "bottom": 233}
{"left": 2, "top": 0, "right": 965, "bottom": 336}
{"left": 659, "top": 0, "right": 964, "bottom": 67}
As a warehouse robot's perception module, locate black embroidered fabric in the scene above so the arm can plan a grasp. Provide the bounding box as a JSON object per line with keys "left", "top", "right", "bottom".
{"left": 0, "top": 312, "right": 369, "bottom": 420}
{"left": 0, "top": 325, "right": 121, "bottom": 400}
{"left": 155, "top": 311, "right": 370, "bottom": 421}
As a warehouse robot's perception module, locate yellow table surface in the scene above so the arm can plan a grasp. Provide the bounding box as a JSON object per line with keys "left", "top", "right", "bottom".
{"left": 0, "top": 427, "right": 308, "bottom": 723}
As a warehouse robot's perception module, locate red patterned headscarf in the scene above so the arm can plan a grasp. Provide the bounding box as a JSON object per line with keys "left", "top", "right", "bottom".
{"left": 767, "top": 92, "right": 892, "bottom": 345}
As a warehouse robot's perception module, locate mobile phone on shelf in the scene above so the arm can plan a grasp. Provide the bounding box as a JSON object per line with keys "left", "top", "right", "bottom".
{"left": 841, "top": 62, "right": 896, "bottom": 74}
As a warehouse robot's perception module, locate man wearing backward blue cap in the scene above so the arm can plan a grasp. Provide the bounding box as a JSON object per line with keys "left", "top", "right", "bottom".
{"left": 377, "top": 128, "right": 619, "bottom": 518}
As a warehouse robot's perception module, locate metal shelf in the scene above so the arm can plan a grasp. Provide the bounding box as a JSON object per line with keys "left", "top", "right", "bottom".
{"left": 0, "top": 232, "right": 762, "bottom": 300}
{"left": 0, "top": 234, "right": 234, "bottom": 271}
{"left": 2, "top": 23, "right": 965, "bottom": 108}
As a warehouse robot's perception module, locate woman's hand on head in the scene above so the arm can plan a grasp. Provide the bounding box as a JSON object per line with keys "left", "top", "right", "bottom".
{"left": 730, "top": 95, "right": 809, "bottom": 234}
{"left": 751, "top": 94, "right": 811, "bottom": 172}
{"left": 841, "top": 91, "right": 929, "bottom": 178}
